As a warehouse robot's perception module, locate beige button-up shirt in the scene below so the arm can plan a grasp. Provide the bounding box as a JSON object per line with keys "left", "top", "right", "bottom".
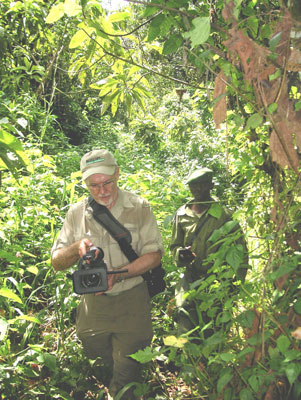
{"left": 52, "top": 188, "right": 164, "bottom": 295}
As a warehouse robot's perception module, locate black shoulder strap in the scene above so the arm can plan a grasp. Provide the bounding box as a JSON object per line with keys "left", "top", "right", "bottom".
{"left": 88, "top": 196, "right": 139, "bottom": 263}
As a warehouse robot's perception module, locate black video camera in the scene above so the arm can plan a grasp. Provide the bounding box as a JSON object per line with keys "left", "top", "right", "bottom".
{"left": 70, "top": 247, "right": 127, "bottom": 294}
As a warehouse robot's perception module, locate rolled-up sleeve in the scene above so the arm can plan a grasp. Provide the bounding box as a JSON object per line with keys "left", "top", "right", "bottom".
{"left": 137, "top": 203, "right": 164, "bottom": 256}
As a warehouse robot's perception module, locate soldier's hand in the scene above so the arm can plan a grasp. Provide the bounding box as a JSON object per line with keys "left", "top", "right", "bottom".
{"left": 179, "top": 247, "right": 195, "bottom": 263}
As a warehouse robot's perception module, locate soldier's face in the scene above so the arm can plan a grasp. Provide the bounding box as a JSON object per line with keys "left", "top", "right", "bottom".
{"left": 189, "top": 180, "right": 212, "bottom": 201}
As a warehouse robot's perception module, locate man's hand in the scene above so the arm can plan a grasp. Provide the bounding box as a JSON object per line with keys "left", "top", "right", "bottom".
{"left": 52, "top": 238, "right": 97, "bottom": 271}
{"left": 78, "top": 238, "right": 95, "bottom": 258}
{"left": 95, "top": 269, "right": 127, "bottom": 296}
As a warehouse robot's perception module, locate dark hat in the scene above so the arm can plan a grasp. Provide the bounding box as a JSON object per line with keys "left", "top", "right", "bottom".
{"left": 80, "top": 149, "right": 117, "bottom": 180}
{"left": 185, "top": 168, "right": 213, "bottom": 184}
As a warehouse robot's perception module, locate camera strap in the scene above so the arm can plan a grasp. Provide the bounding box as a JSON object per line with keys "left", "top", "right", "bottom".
{"left": 88, "top": 196, "right": 139, "bottom": 263}
{"left": 88, "top": 196, "right": 166, "bottom": 298}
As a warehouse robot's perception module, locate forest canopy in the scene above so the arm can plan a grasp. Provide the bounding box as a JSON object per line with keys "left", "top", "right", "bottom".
{"left": 0, "top": 0, "right": 300, "bottom": 399}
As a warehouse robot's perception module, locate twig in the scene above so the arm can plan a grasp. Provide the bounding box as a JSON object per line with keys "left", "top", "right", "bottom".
{"left": 126, "top": 0, "right": 191, "bottom": 17}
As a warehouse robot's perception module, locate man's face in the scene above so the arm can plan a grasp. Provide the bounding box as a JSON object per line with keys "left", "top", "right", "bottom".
{"left": 188, "top": 179, "right": 213, "bottom": 202}
{"left": 86, "top": 168, "right": 119, "bottom": 208}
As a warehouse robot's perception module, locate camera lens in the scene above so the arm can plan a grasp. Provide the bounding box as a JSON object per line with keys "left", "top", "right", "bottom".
{"left": 81, "top": 273, "right": 102, "bottom": 288}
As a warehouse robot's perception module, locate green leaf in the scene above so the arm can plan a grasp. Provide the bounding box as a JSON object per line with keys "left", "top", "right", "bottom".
{"left": 269, "top": 69, "right": 281, "bottom": 81}
{"left": 208, "top": 221, "right": 238, "bottom": 243}
{"left": 129, "top": 346, "right": 157, "bottom": 363}
{"left": 239, "top": 388, "right": 253, "bottom": 400}
{"left": 101, "top": 90, "right": 119, "bottom": 115}
{"left": 248, "top": 374, "right": 265, "bottom": 392}
{"left": 208, "top": 203, "right": 223, "bottom": 218}
{"left": 217, "top": 370, "right": 233, "bottom": 393}
{"left": 269, "top": 263, "right": 297, "bottom": 280}
{"left": 0, "top": 288, "right": 22, "bottom": 304}
{"left": 0, "top": 250, "right": 19, "bottom": 262}
{"left": 295, "top": 100, "right": 301, "bottom": 111}
{"left": 27, "top": 265, "right": 39, "bottom": 275}
{"left": 163, "top": 34, "right": 183, "bottom": 55}
{"left": 163, "top": 335, "right": 188, "bottom": 348}
{"left": 183, "top": 17, "right": 210, "bottom": 47}
{"left": 246, "top": 113, "right": 263, "bottom": 129}
{"left": 260, "top": 24, "right": 271, "bottom": 39}
{"left": 268, "top": 103, "right": 278, "bottom": 113}
{"left": 143, "top": 6, "right": 158, "bottom": 18}
{"left": 46, "top": 3, "right": 65, "bottom": 24}
{"left": 284, "top": 349, "right": 301, "bottom": 362}
{"left": 125, "top": 93, "right": 132, "bottom": 115}
{"left": 237, "top": 347, "right": 255, "bottom": 360}
{"left": 16, "top": 315, "right": 42, "bottom": 324}
{"left": 37, "top": 353, "right": 57, "bottom": 371}
{"left": 114, "top": 382, "right": 136, "bottom": 400}
{"left": 0, "top": 129, "right": 31, "bottom": 178}
{"left": 285, "top": 363, "right": 301, "bottom": 386}
{"left": 246, "top": 16, "right": 258, "bottom": 38}
{"left": 69, "top": 29, "right": 91, "bottom": 49}
{"left": 108, "top": 12, "right": 131, "bottom": 22}
{"left": 220, "top": 352, "right": 235, "bottom": 362}
{"left": 276, "top": 335, "right": 290, "bottom": 354}
{"left": 111, "top": 93, "right": 120, "bottom": 116}
{"left": 64, "top": 0, "right": 81, "bottom": 17}
{"left": 147, "top": 14, "right": 165, "bottom": 41}
{"left": 226, "top": 244, "right": 243, "bottom": 270}
{"left": 269, "top": 32, "right": 282, "bottom": 51}
{"left": 237, "top": 310, "right": 255, "bottom": 329}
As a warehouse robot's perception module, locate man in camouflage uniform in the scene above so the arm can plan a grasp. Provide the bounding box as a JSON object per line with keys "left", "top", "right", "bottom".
{"left": 171, "top": 168, "right": 248, "bottom": 336}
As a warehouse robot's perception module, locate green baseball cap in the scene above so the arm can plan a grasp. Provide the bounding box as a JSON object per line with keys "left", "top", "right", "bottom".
{"left": 185, "top": 168, "right": 213, "bottom": 184}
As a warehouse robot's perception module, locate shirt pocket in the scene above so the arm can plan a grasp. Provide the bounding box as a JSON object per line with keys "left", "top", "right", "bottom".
{"left": 124, "top": 223, "right": 139, "bottom": 251}
{"left": 106, "top": 223, "right": 139, "bottom": 269}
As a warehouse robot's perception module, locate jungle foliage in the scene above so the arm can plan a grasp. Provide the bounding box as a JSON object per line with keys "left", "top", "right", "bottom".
{"left": 0, "top": 0, "right": 300, "bottom": 399}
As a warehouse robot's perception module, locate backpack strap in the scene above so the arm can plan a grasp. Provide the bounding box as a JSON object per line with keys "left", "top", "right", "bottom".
{"left": 88, "top": 196, "right": 139, "bottom": 263}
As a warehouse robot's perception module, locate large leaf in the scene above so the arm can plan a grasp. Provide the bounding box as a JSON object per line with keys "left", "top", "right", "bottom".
{"left": 46, "top": 3, "right": 65, "bottom": 24}
{"left": 163, "top": 335, "right": 188, "bottom": 348}
{"left": 0, "top": 129, "right": 31, "bottom": 179}
{"left": 163, "top": 34, "right": 183, "bottom": 55}
{"left": 108, "top": 12, "right": 131, "bottom": 23}
{"left": 37, "top": 353, "right": 57, "bottom": 371}
{"left": 64, "top": 0, "right": 81, "bottom": 17}
{"left": 246, "top": 113, "right": 263, "bottom": 129}
{"left": 226, "top": 244, "right": 244, "bottom": 270}
{"left": 69, "top": 27, "right": 94, "bottom": 48}
{"left": 129, "top": 346, "right": 157, "bottom": 363}
{"left": 184, "top": 17, "right": 211, "bottom": 47}
{"left": 0, "top": 288, "right": 22, "bottom": 304}
{"left": 285, "top": 363, "right": 301, "bottom": 386}
{"left": 217, "top": 370, "right": 233, "bottom": 393}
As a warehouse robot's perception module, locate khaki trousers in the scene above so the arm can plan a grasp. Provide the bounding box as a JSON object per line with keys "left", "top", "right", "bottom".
{"left": 76, "top": 282, "right": 153, "bottom": 399}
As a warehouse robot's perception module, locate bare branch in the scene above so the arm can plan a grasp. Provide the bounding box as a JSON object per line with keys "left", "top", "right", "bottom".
{"left": 82, "top": 27, "right": 209, "bottom": 90}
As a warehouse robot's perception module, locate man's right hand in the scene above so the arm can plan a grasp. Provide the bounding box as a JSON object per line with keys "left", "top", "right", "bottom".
{"left": 52, "top": 238, "right": 96, "bottom": 271}
{"left": 78, "top": 238, "right": 95, "bottom": 258}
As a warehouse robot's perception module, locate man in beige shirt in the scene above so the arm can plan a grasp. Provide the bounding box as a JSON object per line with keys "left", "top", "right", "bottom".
{"left": 51, "top": 149, "right": 164, "bottom": 399}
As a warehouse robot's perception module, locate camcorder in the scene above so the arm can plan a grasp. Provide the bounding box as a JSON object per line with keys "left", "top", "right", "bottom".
{"left": 70, "top": 247, "right": 127, "bottom": 294}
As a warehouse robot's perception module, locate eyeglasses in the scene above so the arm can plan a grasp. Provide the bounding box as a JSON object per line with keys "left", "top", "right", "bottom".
{"left": 87, "top": 178, "right": 115, "bottom": 191}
